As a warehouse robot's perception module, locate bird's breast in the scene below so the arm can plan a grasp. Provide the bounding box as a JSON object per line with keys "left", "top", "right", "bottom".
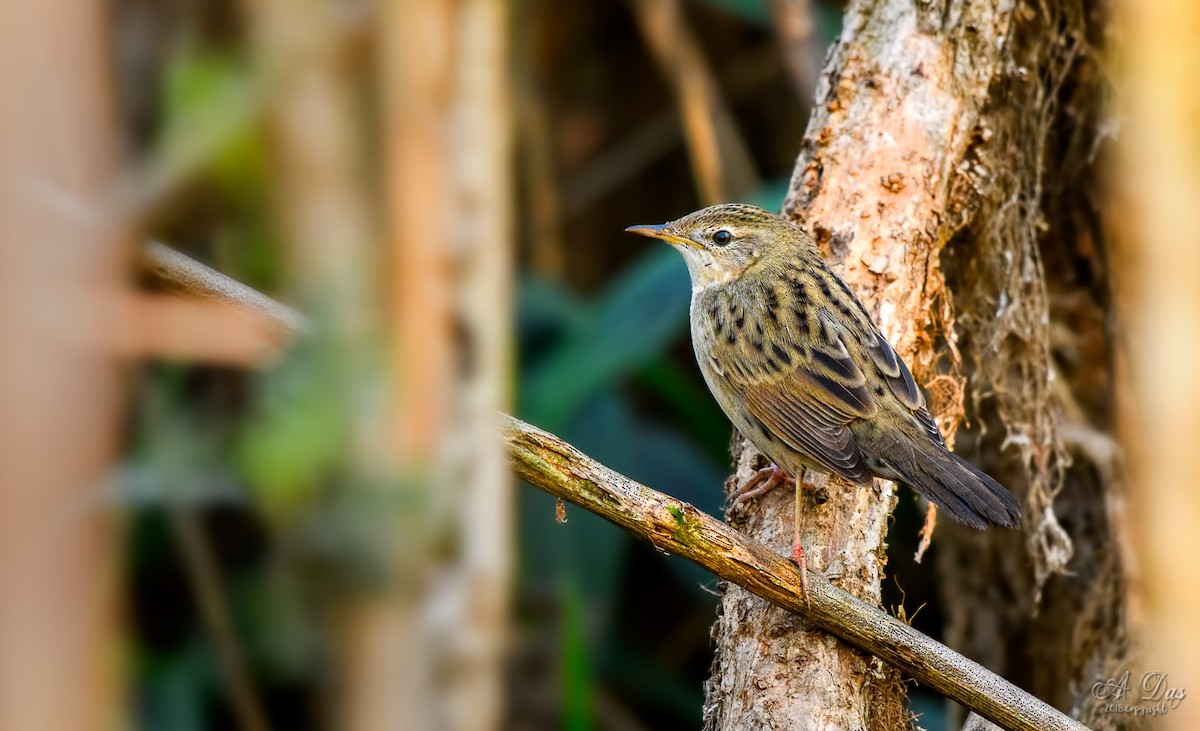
{"left": 689, "top": 291, "right": 810, "bottom": 475}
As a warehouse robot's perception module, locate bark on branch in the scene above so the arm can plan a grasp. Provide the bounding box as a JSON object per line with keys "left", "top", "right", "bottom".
{"left": 140, "top": 241, "right": 311, "bottom": 339}
{"left": 505, "top": 414, "right": 1087, "bottom": 731}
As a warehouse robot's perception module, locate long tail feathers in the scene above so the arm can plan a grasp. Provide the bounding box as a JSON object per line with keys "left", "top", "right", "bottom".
{"left": 887, "top": 445, "right": 1022, "bottom": 529}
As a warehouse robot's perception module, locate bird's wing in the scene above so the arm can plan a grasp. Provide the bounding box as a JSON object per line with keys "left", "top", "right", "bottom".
{"left": 864, "top": 330, "right": 946, "bottom": 446}
{"left": 864, "top": 330, "right": 922, "bottom": 409}
{"left": 732, "top": 310, "right": 876, "bottom": 483}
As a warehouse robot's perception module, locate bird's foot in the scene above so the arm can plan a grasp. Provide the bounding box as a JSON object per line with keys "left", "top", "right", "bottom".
{"left": 791, "top": 538, "right": 809, "bottom": 602}
{"left": 731, "top": 464, "right": 790, "bottom": 507}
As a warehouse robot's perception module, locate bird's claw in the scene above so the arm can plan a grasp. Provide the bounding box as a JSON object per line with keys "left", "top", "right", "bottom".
{"left": 731, "top": 464, "right": 790, "bottom": 507}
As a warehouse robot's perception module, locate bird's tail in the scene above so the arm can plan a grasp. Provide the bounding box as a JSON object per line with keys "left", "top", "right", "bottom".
{"left": 884, "top": 442, "right": 1022, "bottom": 529}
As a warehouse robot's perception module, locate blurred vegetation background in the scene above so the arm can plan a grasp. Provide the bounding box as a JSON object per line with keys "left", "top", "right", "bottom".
{"left": 17, "top": 0, "right": 1200, "bottom": 729}
{"left": 111, "top": 2, "right": 870, "bottom": 729}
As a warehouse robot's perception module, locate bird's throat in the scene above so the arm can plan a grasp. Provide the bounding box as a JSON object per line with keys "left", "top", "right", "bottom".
{"left": 679, "top": 246, "right": 751, "bottom": 293}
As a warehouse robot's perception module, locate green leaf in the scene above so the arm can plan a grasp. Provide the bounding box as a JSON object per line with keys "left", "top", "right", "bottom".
{"left": 518, "top": 276, "right": 585, "bottom": 333}
{"left": 521, "top": 248, "right": 690, "bottom": 430}
{"left": 518, "top": 389, "right": 637, "bottom": 606}
{"left": 237, "top": 344, "right": 351, "bottom": 514}
{"left": 633, "top": 358, "right": 731, "bottom": 461}
{"left": 624, "top": 423, "right": 727, "bottom": 595}
{"left": 517, "top": 276, "right": 586, "bottom": 366}
{"left": 136, "top": 642, "right": 209, "bottom": 731}
{"left": 152, "top": 41, "right": 265, "bottom": 200}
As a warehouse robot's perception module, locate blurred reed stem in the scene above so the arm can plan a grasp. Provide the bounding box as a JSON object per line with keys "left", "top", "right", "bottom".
{"left": 0, "top": 3, "right": 129, "bottom": 730}
{"left": 1117, "top": 0, "right": 1200, "bottom": 728}
{"left": 628, "top": 0, "right": 760, "bottom": 203}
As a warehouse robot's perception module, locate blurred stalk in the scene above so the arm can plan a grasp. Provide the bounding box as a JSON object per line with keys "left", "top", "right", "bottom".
{"left": 168, "top": 499, "right": 271, "bottom": 731}
{"left": 336, "top": 0, "right": 515, "bottom": 728}
{"left": 515, "top": 0, "right": 564, "bottom": 279}
{"left": 558, "top": 45, "right": 780, "bottom": 216}
{"left": 1117, "top": 1, "right": 1200, "bottom": 728}
{"left": 242, "top": 0, "right": 383, "bottom": 729}
{"left": 0, "top": 2, "right": 129, "bottom": 729}
{"left": 442, "top": 0, "right": 515, "bottom": 724}
{"left": 768, "top": 0, "right": 820, "bottom": 104}
{"left": 241, "top": 2, "right": 508, "bottom": 728}
{"left": 127, "top": 241, "right": 309, "bottom": 365}
{"left": 334, "top": 1, "right": 454, "bottom": 729}
{"left": 245, "top": 0, "right": 376, "bottom": 335}
{"left": 628, "top": 0, "right": 759, "bottom": 204}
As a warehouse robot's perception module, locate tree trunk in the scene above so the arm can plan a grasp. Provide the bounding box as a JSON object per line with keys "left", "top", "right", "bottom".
{"left": 704, "top": 0, "right": 1119, "bottom": 728}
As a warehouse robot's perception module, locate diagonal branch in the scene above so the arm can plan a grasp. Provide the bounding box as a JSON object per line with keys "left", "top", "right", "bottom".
{"left": 504, "top": 414, "right": 1088, "bottom": 731}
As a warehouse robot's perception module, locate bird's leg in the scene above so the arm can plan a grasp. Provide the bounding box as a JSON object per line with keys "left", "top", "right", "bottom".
{"left": 791, "top": 469, "right": 828, "bottom": 602}
{"left": 730, "top": 463, "right": 790, "bottom": 507}
{"left": 792, "top": 472, "right": 808, "bottom": 600}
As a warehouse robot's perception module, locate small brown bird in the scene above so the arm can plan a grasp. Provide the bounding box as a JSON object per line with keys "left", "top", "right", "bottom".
{"left": 627, "top": 204, "right": 1020, "bottom": 591}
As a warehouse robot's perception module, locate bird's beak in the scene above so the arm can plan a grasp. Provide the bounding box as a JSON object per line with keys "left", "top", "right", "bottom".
{"left": 624, "top": 222, "right": 699, "bottom": 248}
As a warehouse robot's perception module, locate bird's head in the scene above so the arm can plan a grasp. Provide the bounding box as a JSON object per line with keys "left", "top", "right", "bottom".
{"left": 625, "top": 204, "right": 802, "bottom": 291}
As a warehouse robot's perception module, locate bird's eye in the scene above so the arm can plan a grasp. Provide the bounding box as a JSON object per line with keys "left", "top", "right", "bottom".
{"left": 713, "top": 229, "right": 733, "bottom": 246}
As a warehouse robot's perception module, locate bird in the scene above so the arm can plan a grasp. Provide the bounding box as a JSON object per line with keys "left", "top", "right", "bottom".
{"left": 626, "top": 203, "right": 1021, "bottom": 595}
